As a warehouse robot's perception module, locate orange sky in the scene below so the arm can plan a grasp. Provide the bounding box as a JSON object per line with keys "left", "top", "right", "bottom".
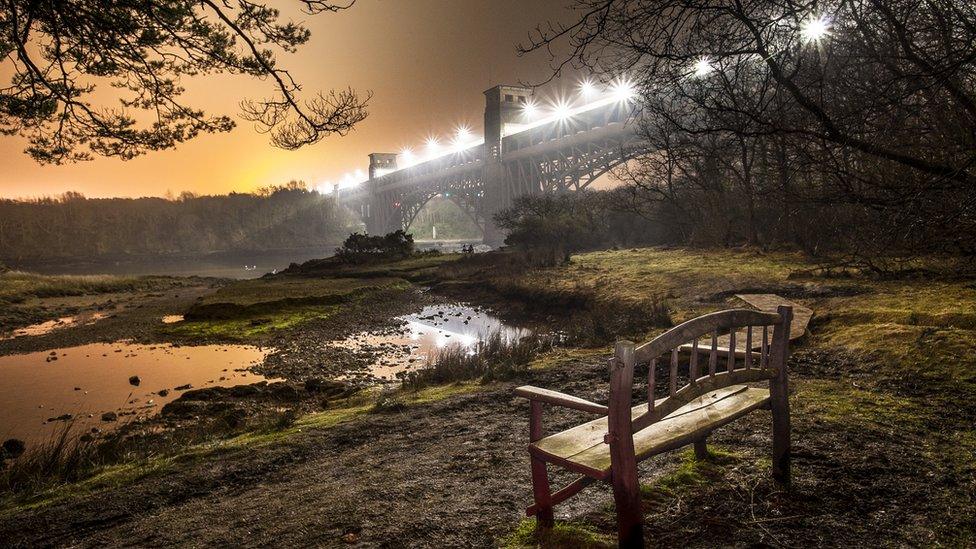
{"left": 0, "top": 0, "right": 586, "bottom": 199}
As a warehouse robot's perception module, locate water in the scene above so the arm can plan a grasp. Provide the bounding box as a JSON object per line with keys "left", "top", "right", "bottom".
{"left": 0, "top": 311, "right": 110, "bottom": 340}
{"left": 8, "top": 249, "right": 337, "bottom": 280}
{"left": 339, "top": 303, "right": 525, "bottom": 379}
{"left": 0, "top": 343, "right": 271, "bottom": 445}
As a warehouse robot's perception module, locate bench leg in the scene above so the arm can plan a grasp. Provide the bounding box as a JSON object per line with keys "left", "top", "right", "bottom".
{"left": 530, "top": 456, "right": 554, "bottom": 530}
{"left": 610, "top": 462, "right": 644, "bottom": 548}
{"left": 694, "top": 438, "right": 709, "bottom": 461}
{"left": 771, "top": 385, "right": 791, "bottom": 487}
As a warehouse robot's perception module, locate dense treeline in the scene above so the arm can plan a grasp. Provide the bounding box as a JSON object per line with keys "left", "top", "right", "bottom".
{"left": 520, "top": 0, "right": 976, "bottom": 271}
{"left": 0, "top": 183, "right": 355, "bottom": 262}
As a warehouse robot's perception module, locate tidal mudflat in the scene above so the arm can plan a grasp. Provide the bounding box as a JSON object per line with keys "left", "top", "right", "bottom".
{"left": 0, "top": 342, "right": 270, "bottom": 445}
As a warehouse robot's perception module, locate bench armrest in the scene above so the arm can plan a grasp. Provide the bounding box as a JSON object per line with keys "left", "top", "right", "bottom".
{"left": 515, "top": 385, "right": 609, "bottom": 415}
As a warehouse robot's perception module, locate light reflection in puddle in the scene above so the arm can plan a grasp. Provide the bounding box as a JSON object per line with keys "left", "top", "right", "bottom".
{"left": 0, "top": 311, "right": 111, "bottom": 340}
{"left": 339, "top": 304, "right": 526, "bottom": 380}
{"left": 0, "top": 343, "right": 270, "bottom": 445}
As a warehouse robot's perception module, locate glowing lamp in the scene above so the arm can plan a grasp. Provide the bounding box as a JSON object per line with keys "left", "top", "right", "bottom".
{"left": 801, "top": 15, "right": 830, "bottom": 43}
{"left": 694, "top": 57, "right": 713, "bottom": 78}
{"left": 522, "top": 100, "right": 539, "bottom": 120}
{"left": 399, "top": 148, "right": 415, "bottom": 166}
{"left": 579, "top": 80, "right": 598, "bottom": 97}
{"left": 611, "top": 79, "right": 635, "bottom": 100}
{"left": 552, "top": 100, "right": 573, "bottom": 120}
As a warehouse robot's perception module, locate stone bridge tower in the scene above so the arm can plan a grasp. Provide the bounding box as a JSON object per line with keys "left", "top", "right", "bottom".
{"left": 482, "top": 85, "right": 532, "bottom": 244}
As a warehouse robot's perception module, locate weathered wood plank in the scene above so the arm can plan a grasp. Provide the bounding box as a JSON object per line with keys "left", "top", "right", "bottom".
{"left": 735, "top": 294, "right": 812, "bottom": 341}
{"left": 570, "top": 387, "right": 770, "bottom": 475}
{"left": 634, "top": 309, "right": 782, "bottom": 363}
{"left": 608, "top": 341, "right": 644, "bottom": 546}
{"left": 515, "top": 385, "right": 609, "bottom": 415}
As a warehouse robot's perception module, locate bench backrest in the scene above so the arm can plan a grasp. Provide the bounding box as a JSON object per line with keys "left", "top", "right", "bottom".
{"left": 609, "top": 306, "right": 793, "bottom": 435}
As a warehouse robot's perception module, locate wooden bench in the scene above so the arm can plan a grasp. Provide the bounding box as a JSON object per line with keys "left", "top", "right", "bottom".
{"left": 515, "top": 306, "right": 793, "bottom": 547}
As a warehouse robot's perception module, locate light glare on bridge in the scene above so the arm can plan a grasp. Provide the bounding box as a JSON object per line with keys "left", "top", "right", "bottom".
{"left": 326, "top": 75, "right": 639, "bottom": 190}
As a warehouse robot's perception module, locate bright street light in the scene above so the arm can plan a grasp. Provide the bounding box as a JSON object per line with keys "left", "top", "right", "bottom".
{"left": 399, "top": 147, "right": 415, "bottom": 166}
{"left": 611, "top": 78, "right": 635, "bottom": 100}
{"left": 425, "top": 136, "right": 441, "bottom": 154}
{"left": 453, "top": 126, "right": 473, "bottom": 148}
{"left": 522, "top": 100, "right": 540, "bottom": 119}
{"left": 579, "top": 79, "right": 598, "bottom": 97}
{"left": 552, "top": 100, "right": 573, "bottom": 120}
{"left": 694, "top": 57, "right": 713, "bottom": 78}
{"left": 800, "top": 14, "right": 831, "bottom": 43}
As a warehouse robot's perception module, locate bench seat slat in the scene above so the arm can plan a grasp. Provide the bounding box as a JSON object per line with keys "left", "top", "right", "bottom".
{"left": 529, "top": 385, "right": 770, "bottom": 479}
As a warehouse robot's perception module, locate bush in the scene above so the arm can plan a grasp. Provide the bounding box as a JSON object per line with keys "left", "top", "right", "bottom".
{"left": 335, "top": 230, "right": 415, "bottom": 263}
{"left": 493, "top": 190, "right": 666, "bottom": 266}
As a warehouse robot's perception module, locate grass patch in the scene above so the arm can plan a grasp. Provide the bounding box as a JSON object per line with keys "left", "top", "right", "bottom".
{"left": 0, "top": 271, "right": 175, "bottom": 304}
{"left": 186, "top": 276, "right": 408, "bottom": 319}
{"left": 641, "top": 447, "right": 739, "bottom": 502}
{"left": 163, "top": 305, "right": 338, "bottom": 341}
{"left": 502, "top": 518, "right": 615, "bottom": 548}
{"left": 794, "top": 379, "right": 929, "bottom": 432}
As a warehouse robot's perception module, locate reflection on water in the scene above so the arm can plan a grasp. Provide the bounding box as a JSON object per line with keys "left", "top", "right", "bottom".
{"left": 10, "top": 249, "right": 337, "bottom": 280}
{"left": 339, "top": 304, "right": 525, "bottom": 379}
{"left": 0, "top": 343, "right": 270, "bottom": 445}
{"left": 0, "top": 311, "right": 110, "bottom": 340}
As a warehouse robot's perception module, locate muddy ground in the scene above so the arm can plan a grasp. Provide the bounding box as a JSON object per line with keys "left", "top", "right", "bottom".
{"left": 1, "top": 349, "right": 965, "bottom": 547}
{"left": 1, "top": 250, "right": 973, "bottom": 547}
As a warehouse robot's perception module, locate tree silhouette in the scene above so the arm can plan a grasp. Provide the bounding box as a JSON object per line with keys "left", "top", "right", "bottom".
{"left": 0, "top": 0, "right": 370, "bottom": 163}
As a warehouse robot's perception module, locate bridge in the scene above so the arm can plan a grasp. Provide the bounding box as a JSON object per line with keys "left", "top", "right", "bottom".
{"left": 334, "top": 82, "right": 648, "bottom": 244}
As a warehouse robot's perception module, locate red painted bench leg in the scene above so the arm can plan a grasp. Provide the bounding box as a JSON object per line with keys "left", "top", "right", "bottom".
{"left": 530, "top": 456, "right": 554, "bottom": 530}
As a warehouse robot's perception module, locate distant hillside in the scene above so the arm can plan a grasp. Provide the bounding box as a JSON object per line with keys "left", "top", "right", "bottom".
{"left": 0, "top": 185, "right": 357, "bottom": 262}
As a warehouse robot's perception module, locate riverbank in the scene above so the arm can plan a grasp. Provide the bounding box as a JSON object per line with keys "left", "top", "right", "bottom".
{"left": 1, "top": 247, "right": 973, "bottom": 547}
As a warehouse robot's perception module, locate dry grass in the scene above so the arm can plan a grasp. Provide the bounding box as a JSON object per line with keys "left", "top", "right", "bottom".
{"left": 400, "top": 331, "right": 554, "bottom": 390}
{"left": 0, "top": 271, "right": 154, "bottom": 305}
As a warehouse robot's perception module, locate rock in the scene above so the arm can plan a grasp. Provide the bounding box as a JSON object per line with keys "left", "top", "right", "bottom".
{"left": 220, "top": 407, "right": 248, "bottom": 428}
{"left": 157, "top": 389, "right": 170, "bottom": 397}
{"left": 304, "top": 378, "right": 348, "bottom": 396}
{"left": 101, "top": 411, "right": 118, "bottom": 422}
{"left": 47, "top": 414, "right": 73, "bottom": 422}
{"left": 2, "top": 439, "right": 26, "bottom": 459}
{"left": 128, "top": 375, "right": 141, "bottom": 386}
{"left": 270, "top": 383, "right": 301, "bottom": 402}
{"left": 174, "top": 384, "right": 192, "bottom": 391}
{"left": 229, "top": 384, "right": 259, "bottom": 397}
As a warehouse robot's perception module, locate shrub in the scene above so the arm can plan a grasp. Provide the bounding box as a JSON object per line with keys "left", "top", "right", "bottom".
{"left": 335, "top": 230, "right": 415, "bottom": 263}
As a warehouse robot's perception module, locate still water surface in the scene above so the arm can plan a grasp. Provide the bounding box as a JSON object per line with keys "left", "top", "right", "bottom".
{"left": 339, "top": 303, "right": 526, "bottom": 379}
{"left": 0, "top": 343, "right": 270, "bottom": 445}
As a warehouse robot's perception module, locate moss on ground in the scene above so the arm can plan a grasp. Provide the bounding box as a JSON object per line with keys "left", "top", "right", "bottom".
{"left": 502, "top": 518, "right": 615, "bottom": 548}
{"left": 162, "top": 304, "right": 339, "bottom": 341}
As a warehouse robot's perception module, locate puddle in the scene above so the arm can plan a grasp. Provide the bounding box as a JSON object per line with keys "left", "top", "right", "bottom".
{"left": 338, "top": 303, "right": 526, "bottom": 379}
{"left": 162, "top": 315, "right": 184, "bottom": 324}
{"left": 0, "top": 343, "right": 270, "bottom": 445}
{"left": 0, "top": 311, "right": 110, "bottom": 340}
